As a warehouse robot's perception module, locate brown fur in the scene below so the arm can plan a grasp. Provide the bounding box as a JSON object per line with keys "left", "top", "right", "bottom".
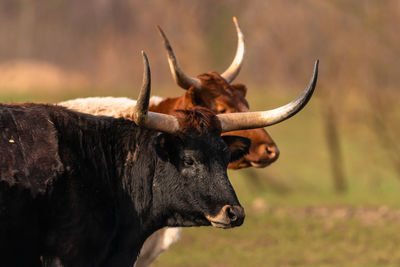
{"left": 174, "top": 107, "right": 221, "bottom": 135}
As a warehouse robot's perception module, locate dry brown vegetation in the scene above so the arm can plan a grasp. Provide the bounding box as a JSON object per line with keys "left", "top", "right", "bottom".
{"left": 0, "top": 0, "right": 399, "bottom": 92}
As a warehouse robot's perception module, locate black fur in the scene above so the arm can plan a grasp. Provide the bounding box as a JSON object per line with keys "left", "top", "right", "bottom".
{"left": 0, "top": 103, "right": 249, "bottom": 267}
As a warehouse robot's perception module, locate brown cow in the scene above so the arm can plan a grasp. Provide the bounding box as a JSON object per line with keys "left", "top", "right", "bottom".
{"left": 153, "top": 18, "right": 279, "bottom": 169}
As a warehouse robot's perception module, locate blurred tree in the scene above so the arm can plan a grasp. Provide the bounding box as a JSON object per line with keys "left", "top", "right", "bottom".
{"left": 322, "top": 100, "right": 347, "bottom": 193}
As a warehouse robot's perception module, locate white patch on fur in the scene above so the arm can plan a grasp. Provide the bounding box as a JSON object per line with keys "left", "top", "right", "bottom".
{"left": 58, "top": 96, "right": 165, "bottom": 118}
{"left": 161, "top": 227, "right": 182, "bottom": 250}
{"left": 134, "top": 227, "right": 182, "bottom": 267}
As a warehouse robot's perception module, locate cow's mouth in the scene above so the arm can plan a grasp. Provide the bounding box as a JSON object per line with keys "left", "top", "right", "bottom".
{"left": 209, "top": 220, "right": 232, "bottom": 229}
{"left": 206, "top": 214, "right": 231, "bottom": 229}
{"left": 250, "top": 160, "right": 270, "bottom": 168}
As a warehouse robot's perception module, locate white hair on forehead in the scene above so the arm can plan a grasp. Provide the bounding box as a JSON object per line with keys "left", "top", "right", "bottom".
{"left": 58, "top": 96, "right": 165, "bottom": 118}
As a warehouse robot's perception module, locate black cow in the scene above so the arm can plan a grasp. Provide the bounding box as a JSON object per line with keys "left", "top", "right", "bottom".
{"left": 0, "top": 53, "right": 251, "bottom": 267}
{"left": 1, "top": 104, "right": 248, "bottom": 267}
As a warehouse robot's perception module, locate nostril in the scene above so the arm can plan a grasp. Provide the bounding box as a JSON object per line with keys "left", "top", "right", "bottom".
{"left": 266, "top": 146, "right": 280, "bottom": 159}
{"left": 266, "top": 146, "right": 274, "bottom": 155}
{"left": 226, "top": 206, "right": 238, "bottom": 222}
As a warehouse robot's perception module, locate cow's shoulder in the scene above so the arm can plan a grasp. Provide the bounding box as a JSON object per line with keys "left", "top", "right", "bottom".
{"left": 0, "top": 103, "right": 64, "bottom": 196}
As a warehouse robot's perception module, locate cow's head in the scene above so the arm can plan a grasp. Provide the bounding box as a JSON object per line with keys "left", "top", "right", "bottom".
{"left": 152, "top": 108, "right": 249, "bottom": 228}
{"left": 134, "top": 52, "right": 317, "bottom": 228}
{"left": 184, "top": 72, "right": 280, "bottom": 169}
{"left": 156, "top": 18, "right": 281, "bottom": 169}
{"left": 135, "top": 53, "right": 249, "bottom": 228}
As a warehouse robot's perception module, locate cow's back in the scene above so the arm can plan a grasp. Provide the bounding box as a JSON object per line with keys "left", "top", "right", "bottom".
{"left": 0, "top": 104, "right": 63, "bottom": 195}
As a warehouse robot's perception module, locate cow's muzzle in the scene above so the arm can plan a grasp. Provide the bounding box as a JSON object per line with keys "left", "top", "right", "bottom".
{"left": 206, "top": 205, "right": 245, "bottom": 229}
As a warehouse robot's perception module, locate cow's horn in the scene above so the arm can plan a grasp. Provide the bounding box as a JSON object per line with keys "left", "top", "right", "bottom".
{"left": 221, "top": 17, "right": 245, "bottom": 83}
{"left": 134, "top": 51, "right": 180, "bottom": 134}
{"left": 217, "top": 60, "right": 319, "bottom": 132}
{"left": 156, "top": 25, "right": 202, "bottom": 90}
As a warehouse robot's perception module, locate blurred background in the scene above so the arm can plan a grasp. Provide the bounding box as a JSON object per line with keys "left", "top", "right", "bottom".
{"left": 1, "top": 0, "right": 400, "bottom": 266}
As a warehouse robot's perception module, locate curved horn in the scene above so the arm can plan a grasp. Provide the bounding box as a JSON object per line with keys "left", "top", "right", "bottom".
{"left": 134, "top": 51, "right": 180, "bottom": 134}
{"left": 156, "top": 25, "right": 202, "bottom": 90}
{"left": 217, "top": 60, "right": 319, "bottom": 132}
{"left": 221, "top": 17, "right": 245, "bottom": 83}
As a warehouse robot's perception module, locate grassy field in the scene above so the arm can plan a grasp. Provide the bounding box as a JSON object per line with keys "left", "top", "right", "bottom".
{"left": 1, "top": 88, "right": 399, "bottom": 266}
{"left": 152, "top": 88, "right": 400, "bottom": 266}
{"left": 154, "top": 205, "right": 400, "bottom": 267}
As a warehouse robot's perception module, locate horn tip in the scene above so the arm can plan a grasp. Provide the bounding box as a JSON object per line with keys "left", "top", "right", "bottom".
{"left": 313, "top": 59, "right": 319, "bottom": 74}
{"left": 141, "top": 51, "right": 149, "bottom": 62}
{"left": 155, "top": 25, "right": 165, "bottom": 36}
{"left": 233, "top": 16, "right": 240, "bottom": 28}
{"left": 232, "top": 16, "right": 243, "bottom": 38}
{"left": 156, "top": 25, "right": 171, "bottom": 48}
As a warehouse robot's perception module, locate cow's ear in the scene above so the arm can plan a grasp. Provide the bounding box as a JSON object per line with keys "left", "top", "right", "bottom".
{"left": 231, "top": 83, "right": 247, "bottom": 97}
{"left": 184, "top": 87, "right": 198, "bottom": 108}
{"left": 184, "top": 87, "right": 205, "bottom": 108}
{"left": 154, "top": 133, "right": 179, "bottom": 161}
{"left": 222, "top": 135, "right": 251, "bottom": 162}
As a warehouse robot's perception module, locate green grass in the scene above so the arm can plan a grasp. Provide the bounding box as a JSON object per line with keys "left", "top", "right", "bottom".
{"left": 152, "top": 88, "right": 400, "bottom": 266}
{"left": 154, "top": 209, "right": 400, "bottom": 267}
{"left": 1, "top": 88, "right": 400, "bottom": 266}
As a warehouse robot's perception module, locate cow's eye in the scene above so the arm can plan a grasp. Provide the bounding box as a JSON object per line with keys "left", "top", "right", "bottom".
{"left": 183, "top": 157, "right": 194, "bottom": 166}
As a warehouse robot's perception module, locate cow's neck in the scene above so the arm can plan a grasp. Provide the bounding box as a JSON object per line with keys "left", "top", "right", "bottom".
{"left": 51, "top": 110, "right": 164, "bottom": 263}
{"left": 92, "top": 125, "right": 166, "bottom": 254}
{"left": 102, "top": 126, "right": 168, "bottom": 264}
